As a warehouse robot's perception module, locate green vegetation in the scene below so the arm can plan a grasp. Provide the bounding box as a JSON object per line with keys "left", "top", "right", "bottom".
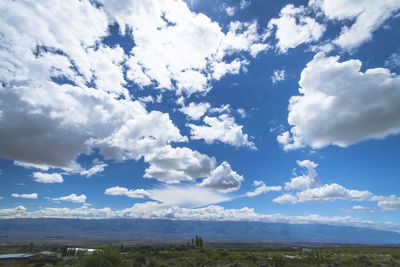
{"left": 1, "top": 239, "right": 400, "bottom": 266}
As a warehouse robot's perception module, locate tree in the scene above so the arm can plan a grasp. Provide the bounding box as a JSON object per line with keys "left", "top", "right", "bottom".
{"left": 28, "top": 242, "right": 34, "bottom": 253}
{"left": 191, "top": 238, "right": 194, "bottom": 249}
{"left": 199, "top": 237, "right": 203, "bottom": 249}
{"left": 84, "top": 244, "right": 122, "bottom": 267}
{"left": 195, "top": 235, "right": 199, "bottom": 248}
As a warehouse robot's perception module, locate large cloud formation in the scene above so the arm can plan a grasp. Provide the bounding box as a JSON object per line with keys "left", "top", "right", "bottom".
{"left": 278, "top": 53, "right": 400, "bottom": 150}
{"left": 268, "top": 4, "right": 325, "bottom": 52}
{"left": 0, "top": 0, "right": 251, "bottom": 184}
{"left": 311, "top": 0, "right": 400, "bottom": 50}
{"left": 0, "top": 203, "right": 399, "bottom": 233}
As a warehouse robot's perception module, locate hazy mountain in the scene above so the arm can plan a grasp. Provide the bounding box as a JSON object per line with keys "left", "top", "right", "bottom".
{"left": 0, "top": 219, "right": 399, "bottom": 245}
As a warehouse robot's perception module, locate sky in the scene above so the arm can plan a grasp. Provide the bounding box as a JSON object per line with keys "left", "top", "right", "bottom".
{"left": 0, "top": 0, "right": 400, "bottom": 232}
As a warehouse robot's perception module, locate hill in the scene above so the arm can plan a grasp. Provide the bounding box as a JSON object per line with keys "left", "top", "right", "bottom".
{"left": 0, "top": 218, "right": 399, "bottom": 245}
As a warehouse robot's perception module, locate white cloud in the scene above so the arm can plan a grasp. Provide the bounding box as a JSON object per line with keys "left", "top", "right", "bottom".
{"left": 219, "top": 21, "right": 269, "bottom": 59}
{"left": 295, "top": 183, "right": 374, "bottom": 203}
{"left": 0, "top": 196, "right": 3, "bottom": 200}
{"left": 352, "top": 205, "right": 368, "bottom": 211}
{"left": 0, "top": 0, "right": 257, "bottom": 189}
{"left": 175, "top": 70, "right": 209, "bottom": 96}
{"left": 188, "top": 114, "right": 256, "bottom": 150}
{"left": 143, "top": 145, "right": 216, "bottom": 183}
{"left": 103, "top": 0, "right": 267, "bottom": 96}
{"left": 377, "top": 195, "right": 400, "bottom": 212}
{"left": 14, "top": 161, "right": 50, "bottom": 171}
{"left": 342, "top": 205, "right": 369, "bottom": 212}
{"left": 385, "top": 51, "right": 400, "bottom": 72}
{"left": 284, "top": 160, "right": 320, "bottom": 191}
{"left": 275, "top": 160, "right": 400, "bottom": 212}
{"left": 2, "top": 204, "right": 398, "bottom": 232}
{"left": 249, "top": 43, "right": 270, "bottom": 57}
{"left": 105, "top": 184, "right": 230, "bottom": 208}
{"left": 33, "top": 172, "right": 63, "bottom": 183}
{"left": 268, "top": 4, "right": 325, "bottom": 52}
{"left": 240, "top": 0, "right": 251, "bottom": 10}
{"left": 0, "top": 0, "right": 191, "bottom": 172}
{"left": 271, "top": 69, "right": 285, "bottom": 84}
{"left": 311, "top": 0, "right": 400, "bottom": 50}
{"left": 105, "top": 186, "right": 151, "bottom": 199}
{"left": 11, "top": 193, "right": 38, "bottom": 199}
{"left": 80, "top": 163, "right": 108, "bottom": 178}
{"left": 211, "top": 59, "right": 243, "bottom": 80}
{"left": 236, "top": 108, "right": 247, "bottom": 118}
{"left": 149, "top": 185, "right": 232, "bottom": 208}
{"left": 209, "top": 104, "right": 231, "bottom": 114}
{"left": 199, "top": 161, "right": 244, "bottom": 193}
{"left": 53, "top": 194, "right": 86, "bottom": 203}
{"left": 273, "top": 194, "right": 298, "bottom": 204}
{"left": 222, "top": 4, "right": 236, "bottom": 16}
{"left": 179, "top": 102, "right": 210, "bottom": 120}
{"left": 246, "top": 180, "right": 282, "bottom": 197}
{"left": 0, "top": 206, "right": 27, "bottom": 217}
{"left": 86, "top": 45, "right": 127, "bottom": 97}
{"left": 125, "top": 57, "right": 152, "bottom": 88}
{"left": 278, "top": 53, "right": 400, "bottom": 150}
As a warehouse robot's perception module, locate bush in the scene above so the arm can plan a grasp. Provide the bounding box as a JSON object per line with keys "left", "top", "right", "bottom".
{"left": 84, "top": 245, "right": 122, "bottom": 267}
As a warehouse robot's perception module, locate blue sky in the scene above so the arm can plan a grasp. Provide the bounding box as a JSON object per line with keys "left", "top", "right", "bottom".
{"left": 0, "top": 0, "right": 400, "bottom": 232}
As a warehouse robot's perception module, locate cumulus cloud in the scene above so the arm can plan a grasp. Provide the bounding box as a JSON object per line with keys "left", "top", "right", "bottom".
{"left": 274, "top": 160, "right": 400, "bottom": 211}
{"left": 53, "top": 194, "right": 86, "bottom": 203}
{"left": 273, "top": 194, "right": 298, "bottom": 204}
{"left": 278, "top": 53, "right": 400, "bottom": 150}
{"left": 275, "top": 184, "right": 400, "bottom": 208}
{"left": 11, "top": 193, "right": 38, "bottom": 199}
{"left": 271, "top": 69, "right": 285, "bottom": 84}
{"left": 105, "top": 186, "right": 151, "bottom": 199}
{"left": 209, "top": 104, "right": 232, "bottom": 114}
{"left": 240, "top": 0, "right": 251, "bottom": 10}
{"left": 103, "top": 0, "right": 267, "bottom": 96}
{"left": 33, "top": 172, "right": 63, "bottom": 183}
{"left": 377, "top": 195, "right": 400, "bottom": 212}
{"left": 295, "top": 183, "right": 374, "bottom": 203}
{"left": 311, "top": 0, "right": 400, "bottom": 50}
{"left": 385, "top": 51, "right": 400, "bottom": 72}
{"left": 105, "top": 184, "right": 230, "bottom": 208}
{"left": 80, "top": 163, "right": 108, "bottom": 178}
{"left": 149, "top": 185, "right": 232, "bottom": 208}
{"left": 0, "top": 0, "right": 188, "bottom": 172}
{"left": 268, "top": 4, "right": 325, "bottom": 52}
{"left": 284, "top": 160, "right": 320, "bottom": 191}
{"left": 188, "top": 114, "right": 256, "bottom": 150}
{"left": 222, "top": 4, "right": 236, "bottom": 16}
{"left": 199, "top": 162, "right": 244, "bottom": 193}
{"left": 342, "top": 205, "right": 369, "bottom": 213}
{"left": 179, "top": 102, "right": 211, "bottom": 120}
{"left": 143, "top": 145, "right": 216, "bottom": 183}
{"left": 246, "top": 180, "right": 282, "bottom": 197}
{"left": 0, "top": 0, "right": 254, "bottom": 188}
{"left": 1, "top": 203, "right": 398, "bottom": 232}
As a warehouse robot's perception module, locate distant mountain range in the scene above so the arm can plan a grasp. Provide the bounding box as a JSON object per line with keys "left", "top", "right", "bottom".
{"left": 0, "top": 219, "right": 399, "bottom": 245}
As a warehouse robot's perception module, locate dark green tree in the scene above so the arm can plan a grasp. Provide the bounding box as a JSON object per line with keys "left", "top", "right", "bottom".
{"left": 199, "top": 237, "right": 203, "bottom": 249}
{"left": 28, "top": 242, "right": 34, "bottom": 253}
{"left": 84, "top": 244, "right": 122, "bottom": 267}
